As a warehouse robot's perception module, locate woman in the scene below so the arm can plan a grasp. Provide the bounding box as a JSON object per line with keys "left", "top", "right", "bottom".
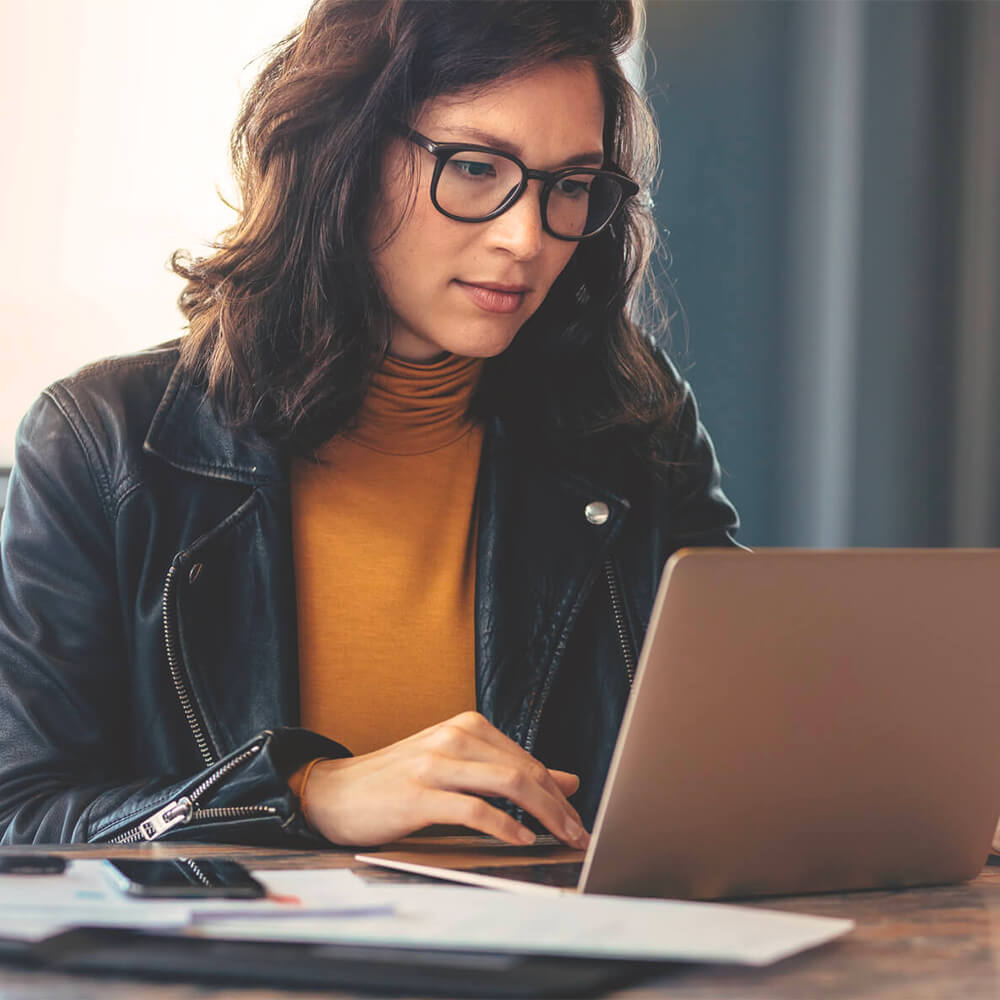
{"left": 0, "top": 0, "right": 738, "bottom": 848}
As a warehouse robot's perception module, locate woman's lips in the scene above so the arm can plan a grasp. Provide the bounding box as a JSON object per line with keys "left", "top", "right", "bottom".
{"left": 455, "top": 280, "right": 527, "bottom": 314}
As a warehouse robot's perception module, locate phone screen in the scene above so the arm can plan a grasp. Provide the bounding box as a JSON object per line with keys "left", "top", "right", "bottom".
{"left": 103, "top": 858, "right": 266, "bottom": 898}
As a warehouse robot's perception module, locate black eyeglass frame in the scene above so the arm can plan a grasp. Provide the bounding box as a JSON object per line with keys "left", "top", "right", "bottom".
{"left": 398, "top": 126, "right": 640, "bottom": 242}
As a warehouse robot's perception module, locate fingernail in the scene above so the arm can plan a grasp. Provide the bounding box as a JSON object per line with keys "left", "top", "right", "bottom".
{"left": 565, "top": 820, "right": 584, "bottom": 843}
{"left": 518, "top": 827, "right": 536, "bottom": 845}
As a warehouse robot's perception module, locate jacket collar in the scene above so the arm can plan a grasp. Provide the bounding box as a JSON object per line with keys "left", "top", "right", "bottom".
{"left": 143, "top": 359, "right": 286, "bottom": 486}
{"left": 143, "top": 355, "right": 634, "bottom": 502}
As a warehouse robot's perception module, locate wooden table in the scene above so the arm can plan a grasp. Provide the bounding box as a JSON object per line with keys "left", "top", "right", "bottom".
{"left": 2, "top": 841, "right": 999, "bottom": 999}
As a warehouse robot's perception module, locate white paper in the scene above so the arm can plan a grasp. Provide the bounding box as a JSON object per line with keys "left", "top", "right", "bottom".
{"left": 0, "top": 862, "right": 854, "bottom": 965}
{"left": 182, "top": 866, "right": 391, "bottom": 921}
{"left": 0, "top": 861, "right": 389, "bottom": 933}
{"left": 0, "top": 917, "right": 75, "bottom": 943}
{"left": 188, "top": 869, "right": 854, "bottom": 966}
{"left": 0, "top": 860, "right": 191, "bottom": 931}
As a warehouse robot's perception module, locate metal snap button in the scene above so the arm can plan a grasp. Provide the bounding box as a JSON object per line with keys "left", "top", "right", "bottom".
{"left": 188, "top": 563, "right": 204, "bottom": 585}
{"left": 585, "top": 502, "right": 610, "bottom": 525}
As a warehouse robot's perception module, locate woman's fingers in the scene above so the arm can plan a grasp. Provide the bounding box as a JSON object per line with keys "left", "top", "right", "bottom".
{"left": 421, "top": 789, "right": 538, "bottom": 846}
{"left": 422, "top": 714, "right": 586, "bottom": 830}
{"left": 414, "top": 755, "right": 588, "bottom": 848}
{"left": 440, "top": 734, "right": 586, "bottom": 836}
{"left": 548, "top": 770, "right": 581, "bottom": 797}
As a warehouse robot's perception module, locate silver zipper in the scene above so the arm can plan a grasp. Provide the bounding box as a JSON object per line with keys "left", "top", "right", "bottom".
{"left": 109, "top": 797, "right": 194, "bottom": 844}
{"left": 163, "top": 562, "right": 215, "bottom": 768}
{"left": 604, "top": 557, "right": 637, "bottom": 687}
{"left": 522, "top": 557, "right": 637, "bottom": 756}
{"left": 107, "top": 743, "right": 273, "bottom": 844}
{"left": 185, "top": 806, "right": 278, "bottom": 822}
{"left": 179, "top": 857, "right": 212, "bottom": 888}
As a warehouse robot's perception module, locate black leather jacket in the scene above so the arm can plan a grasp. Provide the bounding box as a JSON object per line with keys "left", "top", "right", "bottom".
{"left": 0, "top": 342, "right": 738, "bottom": 845}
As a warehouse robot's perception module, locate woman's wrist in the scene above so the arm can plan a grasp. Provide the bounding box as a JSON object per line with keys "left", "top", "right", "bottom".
{"left": 289, "top": 756, "right": 332, "bottom": 832}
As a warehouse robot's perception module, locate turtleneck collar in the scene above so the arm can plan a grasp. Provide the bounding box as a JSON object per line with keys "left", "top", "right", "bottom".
{"left": 339, "top": 352, "right": 485, "bottom": 456}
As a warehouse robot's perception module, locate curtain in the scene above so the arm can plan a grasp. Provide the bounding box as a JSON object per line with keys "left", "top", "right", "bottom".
{"left": 646, "top": 0, "right": 999, "bottom": 547}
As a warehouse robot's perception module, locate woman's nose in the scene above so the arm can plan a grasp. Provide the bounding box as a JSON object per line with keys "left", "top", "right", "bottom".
{"left": 486, "top": 182, "right": 545, "bottom": 259}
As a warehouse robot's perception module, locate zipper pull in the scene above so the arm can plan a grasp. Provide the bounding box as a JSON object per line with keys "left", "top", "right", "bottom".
{"left": 137, "top": 796, "right": 193, "bottom": 840}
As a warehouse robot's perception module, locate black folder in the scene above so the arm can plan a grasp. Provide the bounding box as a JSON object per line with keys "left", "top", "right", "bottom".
{"left": 6, "top": 926, "right": 671, "bottom": 996}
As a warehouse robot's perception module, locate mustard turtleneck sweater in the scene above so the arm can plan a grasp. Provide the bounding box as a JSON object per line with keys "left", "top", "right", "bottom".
{"left": 290, "top": 352, "right": 484, "bottom": 761}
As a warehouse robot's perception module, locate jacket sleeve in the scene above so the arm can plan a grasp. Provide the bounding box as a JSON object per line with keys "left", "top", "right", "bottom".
{"left": 660, "top": 362, "right": 743, "bottom": 551}
{"left": 0, "top": 392, "right": 347, "bottom": 846}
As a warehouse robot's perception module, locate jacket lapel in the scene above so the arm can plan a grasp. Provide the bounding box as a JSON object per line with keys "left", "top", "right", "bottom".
{"left": 143, "top": 362, "right": 284, "bottom": 487}
{"left": 144, "top": 366, "right": 299, "bottom": 756}
{"left": 475, "top": 418, "right": 631, "bottom": 746}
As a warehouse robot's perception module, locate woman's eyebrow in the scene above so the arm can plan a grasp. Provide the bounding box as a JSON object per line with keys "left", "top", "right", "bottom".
{"left": 443, "top": 125, "right": 605, "bottom": 168}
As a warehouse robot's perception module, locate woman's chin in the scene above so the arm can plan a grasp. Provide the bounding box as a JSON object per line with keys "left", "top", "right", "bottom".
{"left": 391, "top": 325, "right": 521, "bottom": 362}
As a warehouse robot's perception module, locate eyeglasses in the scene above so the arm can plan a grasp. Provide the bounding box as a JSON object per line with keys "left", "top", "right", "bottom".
{"left": 398, "top": 126, "right": 639, "bottom": 242}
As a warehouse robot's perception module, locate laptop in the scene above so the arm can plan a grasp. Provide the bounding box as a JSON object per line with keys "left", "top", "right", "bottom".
{"left": 357, "top": 548, "right": 1000, "bottom": 899}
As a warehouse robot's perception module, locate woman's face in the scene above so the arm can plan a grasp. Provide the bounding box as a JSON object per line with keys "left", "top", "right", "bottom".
{"left": 370, "top": 59, "right": 606, "bottom": 362}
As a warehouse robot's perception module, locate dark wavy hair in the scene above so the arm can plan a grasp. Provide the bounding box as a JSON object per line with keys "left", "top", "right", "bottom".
{"left": 173, "top": 0, "right": 677, "bottom": 463}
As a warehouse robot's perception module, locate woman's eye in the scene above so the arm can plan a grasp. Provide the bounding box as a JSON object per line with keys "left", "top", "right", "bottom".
{"left": 554, "top": 178, "right": 591, "bottom": 198}
{"left": 449, "top": 158, "right": 497, "bottom": 180}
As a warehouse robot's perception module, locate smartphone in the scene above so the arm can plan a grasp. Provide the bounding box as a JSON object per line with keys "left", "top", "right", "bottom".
{"left": 0, "top": 854, "right": 66, "bottom": 875}
{"left": 102, "top": 858, "right": 265, "bottom": 899}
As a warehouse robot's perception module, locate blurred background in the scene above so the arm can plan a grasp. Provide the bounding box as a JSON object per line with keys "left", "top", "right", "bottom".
{"left": 1, "top": 0, "right": 997, "bottom": 547}
{"left": 647, "top": 0, "right": 999, "bottom": 547}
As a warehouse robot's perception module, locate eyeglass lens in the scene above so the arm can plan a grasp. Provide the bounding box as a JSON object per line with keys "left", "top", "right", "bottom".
{"left": 436, "top": 150, "right": 624, "bottom": 238}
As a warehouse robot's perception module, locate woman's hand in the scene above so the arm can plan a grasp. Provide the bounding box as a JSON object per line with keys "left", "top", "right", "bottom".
{"left": 299, "top": 711, "right": 589, "bottom": 849}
